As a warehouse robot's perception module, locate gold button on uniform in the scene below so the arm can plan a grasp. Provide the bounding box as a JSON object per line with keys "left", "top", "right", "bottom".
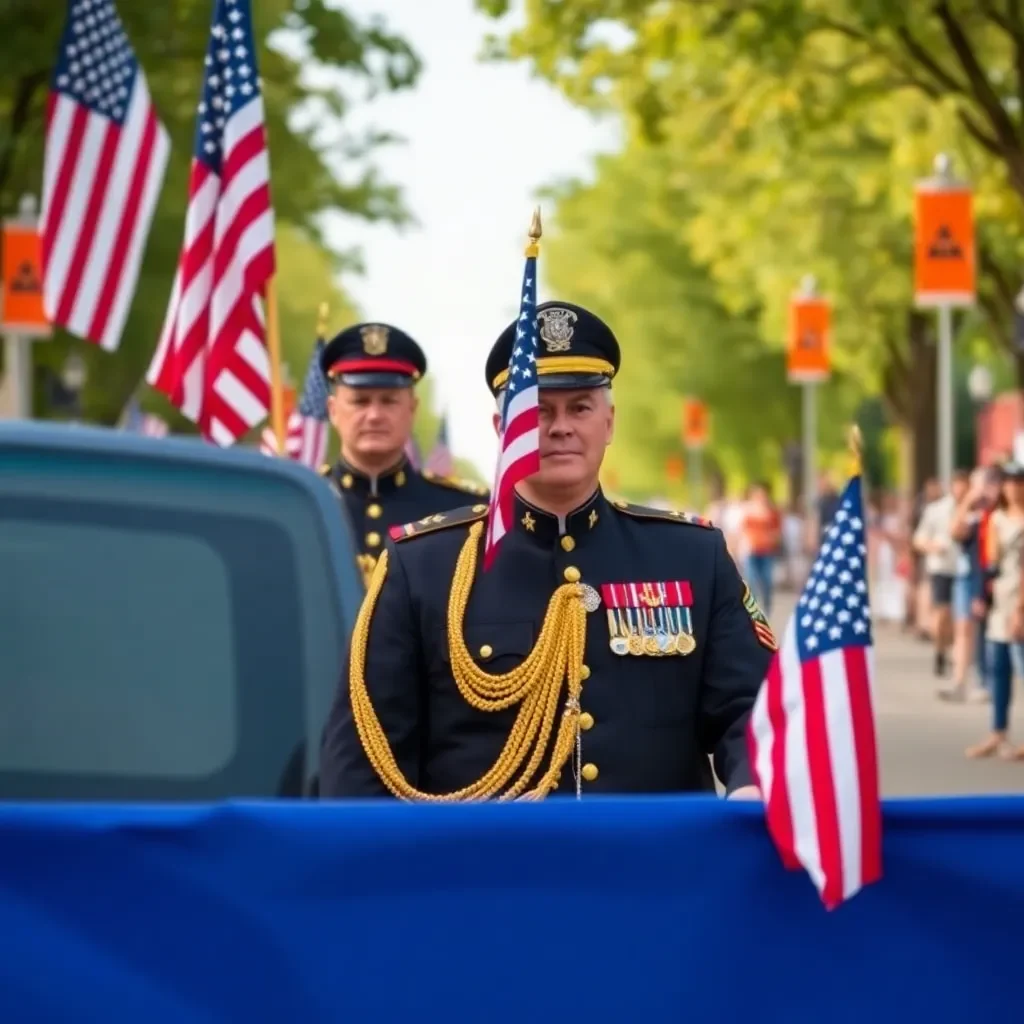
{"left": 395, "top": 471, "right": 406, "bottom": 487}
{"left": 580, "top": 664, "right": 591, "bottom": 680}
{"left": 367, "top": 503, "right": 382, "bottom": 519}
{"left": 342, "top": 474, "right": 353, "bottom": 489}
{"left": 579, "top": 712, "right": 594, "bottom": 731}
{"left": 366, "top": 532, "right": 381, "bottom": 548}
{"left": 581, "top": 762, "right": 599, "bottom": 782}
{"left": 479, "top": 644, "right": 493, "bottom": 659}
{"left": 560, "top": 535, "right": 575, "bottom": 552}
{"left": 563, "top": 566, "right": 581, "bottom": 583}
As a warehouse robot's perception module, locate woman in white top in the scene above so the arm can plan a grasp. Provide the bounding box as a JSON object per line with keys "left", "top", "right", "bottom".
{"left": 966, "top": 464, "right": 1024, "bottom": 759}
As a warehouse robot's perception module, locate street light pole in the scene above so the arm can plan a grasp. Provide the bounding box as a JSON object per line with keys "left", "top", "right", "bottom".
{"left": 798, "top": 274, "right": 819, "bottom": 510}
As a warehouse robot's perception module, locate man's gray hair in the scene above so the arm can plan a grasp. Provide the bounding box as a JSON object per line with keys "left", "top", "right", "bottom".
{"left": 495, "top": 386, "right": 614, "bottom": 416}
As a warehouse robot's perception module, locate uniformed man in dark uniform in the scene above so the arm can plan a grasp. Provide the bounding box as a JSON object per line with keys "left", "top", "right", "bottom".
{"left": 320, "top": 296, "right": 775, "bottom": 801}
{"left": 318, "top": 321, "right": 488, "bottom": 586}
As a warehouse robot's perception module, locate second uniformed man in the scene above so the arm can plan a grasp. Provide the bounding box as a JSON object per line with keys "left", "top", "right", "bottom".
{"left": 318, "top": 321, "right": 488, "bottom": 586}
{"left": 320, "top": 300, "right": 774, "bottom": 801}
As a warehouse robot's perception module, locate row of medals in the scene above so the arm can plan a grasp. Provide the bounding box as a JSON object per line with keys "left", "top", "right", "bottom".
{"left": 606, "top": 605, "right": 696, "bottom": 656}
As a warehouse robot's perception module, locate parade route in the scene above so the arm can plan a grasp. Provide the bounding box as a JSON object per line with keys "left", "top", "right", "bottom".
{"left": 768, "top": 592, "right": 1023, "bottom": 797}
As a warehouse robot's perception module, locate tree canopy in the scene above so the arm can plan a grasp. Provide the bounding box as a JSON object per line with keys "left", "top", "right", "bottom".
{"left": 478, "top": 0, "right": 1024, "bottom": 493}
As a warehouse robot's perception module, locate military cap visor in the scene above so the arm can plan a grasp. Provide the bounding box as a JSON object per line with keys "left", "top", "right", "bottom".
{"left": 320, "top": 322, "right": 427, "bottom": 389}
{"left": 486, "top": 301, "right": 621, "bottom": 396}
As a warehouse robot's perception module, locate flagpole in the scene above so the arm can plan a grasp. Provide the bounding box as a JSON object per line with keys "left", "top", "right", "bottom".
{"left": 848, "top": 424, "right": 863, "bottom": 477}
{"left": 266, "top": 276, "right": 287, "bottom": 454}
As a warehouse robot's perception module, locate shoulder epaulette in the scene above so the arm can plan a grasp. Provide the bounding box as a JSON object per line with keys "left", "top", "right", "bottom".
{"left": 611, "top": 499, "right": 714, "bottom": 528}
{"left": 389, "top": 503, "right": 490, "bottom": 543}
{"left": 421, "top": 468, "right": 489, "bottom": 497}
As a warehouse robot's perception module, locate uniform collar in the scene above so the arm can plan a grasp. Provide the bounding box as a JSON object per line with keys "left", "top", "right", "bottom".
{"left": 335, "top": 454, "right": 410, "bottom": 497}
{"left": 513, "top": 488, "right": 605, "bottom": 550}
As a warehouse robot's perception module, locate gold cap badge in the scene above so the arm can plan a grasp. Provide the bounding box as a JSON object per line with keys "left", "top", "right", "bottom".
{"left": 360, "top": 324, "right": 389, "bottom": 355}
{"left": 537, "top": 307, "right": 577, "bottom": 352}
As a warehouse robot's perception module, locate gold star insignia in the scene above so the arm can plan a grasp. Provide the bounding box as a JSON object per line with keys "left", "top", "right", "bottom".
{"left": 588, "top": 509, "right": 599, "bottom": 529}
{"left": 521, "top": 511, "right": 536, "bottom": 532}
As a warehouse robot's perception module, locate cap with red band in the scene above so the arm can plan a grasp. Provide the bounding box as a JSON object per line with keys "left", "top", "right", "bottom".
{"left": 319, "top": 322, "right": 428, "bottom": 389}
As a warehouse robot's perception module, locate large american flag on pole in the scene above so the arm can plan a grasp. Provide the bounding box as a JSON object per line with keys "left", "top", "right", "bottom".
{"left": 747, "top": 471, "right": 882, "bottom": 910}
{"left": 483, "top": 223, "right": 541, "bottom": 570}
{"left": 146, "top": 0, "right": 275, "bottom": 447}
{"left": 258, "top": 338, "right": 329, "bottom": 467}
{"left": 41, "top": 0, "right": 170, "bottom": 351}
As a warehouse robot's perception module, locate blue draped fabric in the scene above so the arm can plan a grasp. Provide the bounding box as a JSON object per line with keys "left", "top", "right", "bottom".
{"left": 0, "top": 796, "right": 1020, "bottom": 1023}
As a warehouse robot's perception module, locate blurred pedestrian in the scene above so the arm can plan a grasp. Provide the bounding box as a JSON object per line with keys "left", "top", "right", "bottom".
{"left": 740, "top": 481, "right": 781, "bottom": 616}
{"left": 966, "top": 463, "right": 1024, "bottom": 759}
{"left": 913, "top": 470, "right": 970, "bottom": 678}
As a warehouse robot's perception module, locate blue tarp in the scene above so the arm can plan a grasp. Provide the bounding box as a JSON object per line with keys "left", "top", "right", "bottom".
{"left": 0, "top": 796, "right": 1021, "bottom": 1022}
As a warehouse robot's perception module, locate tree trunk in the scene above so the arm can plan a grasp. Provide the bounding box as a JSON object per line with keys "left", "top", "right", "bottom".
{"left": 882, "top": 311, "right": 937, "bottom": 498}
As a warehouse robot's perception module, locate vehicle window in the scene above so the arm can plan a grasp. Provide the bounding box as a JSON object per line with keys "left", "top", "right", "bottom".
{"left": 0, "top": 497, "right": 304, "bottom": 800}
{"left": 0, "top": 518, "right": 236, "bottom": 778}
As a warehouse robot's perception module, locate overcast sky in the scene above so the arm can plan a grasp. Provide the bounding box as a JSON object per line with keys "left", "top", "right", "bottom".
{"left": 322, "top": 0, "right": 619, "bottom": 476}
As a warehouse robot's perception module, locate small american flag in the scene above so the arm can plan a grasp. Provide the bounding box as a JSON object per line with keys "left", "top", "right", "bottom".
{"left": 424, "top": 414, "right": 453, "bottom": 476}
{"left": 404, "top": 436, "right": 423, "bottom": 470}
{"left": 747, "top": 472, "right": 882, "bottom": 910}
{"left": 41, "top": 0, "right": 170, "bottom": 351}
{"left": 483, "top": 229, "right": 541, "bottom": 570}
{"left": 122, "top": 395, "right": 168, "bottom": 438}
{"left": 146, "top": 0, "right": 275, "bottom": 448}
{"left": 259, "top": 339, "right": 329, "bottom": 467}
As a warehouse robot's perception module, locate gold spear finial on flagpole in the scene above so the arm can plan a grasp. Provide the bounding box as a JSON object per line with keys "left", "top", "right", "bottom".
{"left": 526, "top": 206, "right": 542, "bottom": 257}
{"left": 316, "top": 301, "right": 330, "bottom": 338}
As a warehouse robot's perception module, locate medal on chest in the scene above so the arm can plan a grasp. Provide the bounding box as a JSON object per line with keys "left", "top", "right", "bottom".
{"left": 599, "top": 581, "right": 696, "bottom": 656}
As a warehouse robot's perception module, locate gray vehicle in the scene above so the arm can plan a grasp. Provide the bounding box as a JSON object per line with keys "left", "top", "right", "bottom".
{"left": 0, "top": 422, "right": 364, "bottom": 800}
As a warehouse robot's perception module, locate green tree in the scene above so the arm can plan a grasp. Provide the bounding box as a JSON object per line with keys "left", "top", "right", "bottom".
{"left": 478, "top": 0, "right": 1024, "bottom": 490}
{"left": 0, "top": 0, "right": 420, "bottom": 423}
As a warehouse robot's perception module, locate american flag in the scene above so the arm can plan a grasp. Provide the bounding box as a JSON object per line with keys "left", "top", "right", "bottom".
{"left": 424, "top": 413, "right": 453, "bottom": 476}
{"left": 483, "top": 234, "right": 541, "bottom": 570}
{"left": 146, "top": 0, "right": 275, "bottom": 447}
{"left": 404, "top": 436, "right": 423, "bottom": 470}
{"left": 122, "top": 395, "right": 168, "bottom": 438}
{"left": 747, "top": 472, "right": 882, "bottom": 910}
{"left": 41, "top": 0, "right": 170, "bottom": 351}
{"left": 259, "top": 338, "right": 329, "bottom": 467}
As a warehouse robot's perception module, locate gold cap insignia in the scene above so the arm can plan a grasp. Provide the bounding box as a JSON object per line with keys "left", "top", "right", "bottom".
{"left": 360, "top": 324, "right": 389, "bottom": 355}
{"left": 537, "top": 307, "right": 577, "bottom": 353}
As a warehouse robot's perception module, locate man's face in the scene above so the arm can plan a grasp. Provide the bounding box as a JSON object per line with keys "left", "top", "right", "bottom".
{"left": 495, "top": 387, "right": 614, "bottom": 491}
{"left": 951, "top": 475, "right": 970, "bottom": 502}
{"left": 328, "top": 385, "right": 417, "bottom": 460}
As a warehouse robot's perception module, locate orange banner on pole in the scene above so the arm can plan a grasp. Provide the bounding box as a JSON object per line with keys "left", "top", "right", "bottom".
{"left": 1, "top": 223, "right": 50, "bottom": 336}
{"left": 682, "top": 398, "right": 709, "bottom": 449}
{"left": 787, "top": 295, "right": 830, "bottom": 383}
{"left": 665, "top": 454, "right": 684, "bottom": 482}
{"left": 914, "top": 184, "right": 975, "bottom": 307}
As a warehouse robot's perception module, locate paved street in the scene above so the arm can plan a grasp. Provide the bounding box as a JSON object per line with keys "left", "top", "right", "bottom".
{"left": 768, "top": 593, "right": 1024, "bottom": 797}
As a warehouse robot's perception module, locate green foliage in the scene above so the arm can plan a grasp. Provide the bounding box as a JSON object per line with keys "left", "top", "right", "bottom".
{"left": 477, "top": 0, "right": 1024, "bottom": 491}
{"left": 0, "top": 0, "right": 420, "bottom": 424}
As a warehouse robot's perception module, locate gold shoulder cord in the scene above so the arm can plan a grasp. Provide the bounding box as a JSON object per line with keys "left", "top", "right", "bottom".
{"left": 349, "top": 521, "right": 588, "bottom": 801}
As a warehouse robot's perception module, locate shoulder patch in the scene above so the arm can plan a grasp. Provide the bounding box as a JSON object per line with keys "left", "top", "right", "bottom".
{"left": 742, "top": 582, "right": 778, "bottom": 652}
{"left": 389, "top": 503, "right": 490, "bottom": 543}
{"left": 421, "top": 469, "right": 489, "bottom": 497}
{"left": 610, "top": 499, "right": 714, "bottom": 528}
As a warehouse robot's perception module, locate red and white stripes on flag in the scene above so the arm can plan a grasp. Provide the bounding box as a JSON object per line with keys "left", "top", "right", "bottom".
{"left": 146, "top": 0, "right": 275, "bottom": 448}
{"left": 747, "top": 473, "right": 882, "bottom": 910}
{"left": 41, "top": 0, "right": 170, "bottom": 351}
{"left": 259, "top": 415, "right": 327, "bottom": 468}
{"left": 483, "top": 249, "right": 540, "bottom": 570}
